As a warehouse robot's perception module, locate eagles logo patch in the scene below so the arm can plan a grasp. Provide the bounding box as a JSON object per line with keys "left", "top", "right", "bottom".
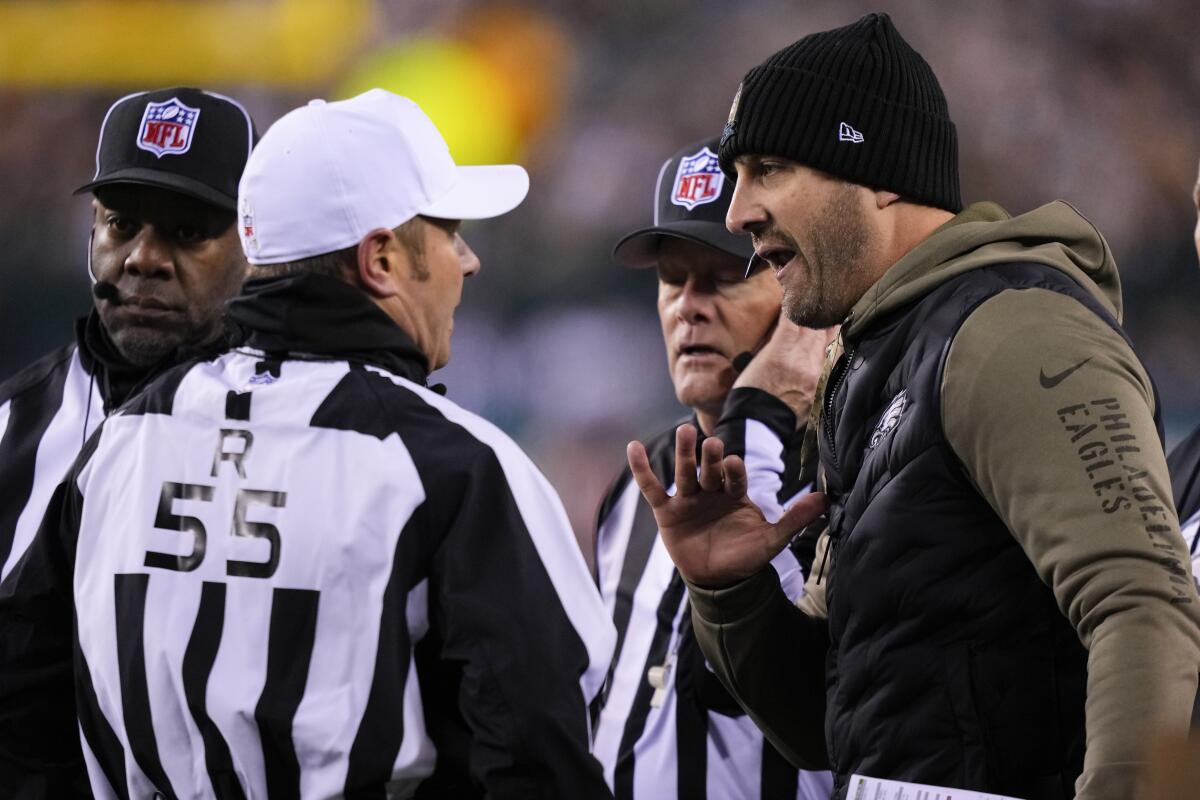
{"left": 868, "top": 390, "right": 907, "bottom": 450}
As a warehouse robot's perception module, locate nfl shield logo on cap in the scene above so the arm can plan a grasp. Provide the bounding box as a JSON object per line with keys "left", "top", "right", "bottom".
{"left": 671, "top": 146, "right": 724, "bottom": 211}
{"left": 137, "top": 97, "right": 201, "bottom": 158}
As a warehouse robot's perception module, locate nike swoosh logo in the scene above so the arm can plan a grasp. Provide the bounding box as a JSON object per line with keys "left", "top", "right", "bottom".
{"left": 1040, "top": 357, "right": 1092, "bottom": 389}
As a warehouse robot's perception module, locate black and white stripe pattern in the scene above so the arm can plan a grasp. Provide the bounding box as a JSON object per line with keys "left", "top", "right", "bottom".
{"left": 1178, "top": 510, "right": 1200, "bottom": 588}
{"left": 13, "top": 348, "right": 614, "bottom": 798}
{"left": 1165, "top": 426, "right": 1200, "bottom": 589}
{"left": 0, "top": 345, "right": 103, "bottom": 581}
{"left": 1186, "top": 512, "right": 1200, "bottom": 728}
{"left": 1165, "top": 426, "right": 1200, "bottom": 727}
{"left": 593, "top": 404, "right": 832, "bottom": 799}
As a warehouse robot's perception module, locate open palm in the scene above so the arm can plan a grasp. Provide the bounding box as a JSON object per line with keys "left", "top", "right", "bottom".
{"left": 627, "top": 423, "right": 827, "bottom": 589}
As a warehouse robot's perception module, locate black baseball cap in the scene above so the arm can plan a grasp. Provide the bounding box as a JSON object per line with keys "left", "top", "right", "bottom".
{"left": 75, "top": 87, "right": 257, "bottom": 211}
{"left": 612, "top": 136, "right": 754, "bottom": 269}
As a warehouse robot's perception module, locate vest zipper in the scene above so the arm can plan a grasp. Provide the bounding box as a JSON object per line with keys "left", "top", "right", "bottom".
{"left": 822, "top": 345, "right": 855, "bottom": 471}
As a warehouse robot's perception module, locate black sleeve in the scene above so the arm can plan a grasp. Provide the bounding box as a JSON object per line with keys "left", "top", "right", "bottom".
{"left": 424, "top": 448, "right": 612, "bottom": 800}
{"left": 0, "top": 475, "right": 88, "bottom": 796}
{"left": 712, "top": 387, "right": 797, "bottom": 459}
{"left": 688, "top": 570, "right": 831, "bottom": 770}
{"left": 714, "top": 386, "right": 816, "bottom": 500}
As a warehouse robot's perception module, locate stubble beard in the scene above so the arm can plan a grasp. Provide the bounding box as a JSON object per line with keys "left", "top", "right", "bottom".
{"left": 782, "top": 183, "right": 870, "bottom": 328}
{"left": 111, "top": 328, "right": 179, "bottom": 367}
{"left": 103, "top": 307, "right": 223, "bottom": 368}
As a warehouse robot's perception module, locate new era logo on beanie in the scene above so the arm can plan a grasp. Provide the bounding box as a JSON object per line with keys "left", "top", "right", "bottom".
{"left": 75, "top": 87, "right": 256, "bottom": 211}
{"left": 716, "top": 12, "right": 961, "bottom": 213}
{"left": 839, "top": 122, "right": 865, "bottom": 144}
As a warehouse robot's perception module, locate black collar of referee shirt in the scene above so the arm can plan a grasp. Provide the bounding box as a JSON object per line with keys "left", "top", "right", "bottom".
{"left": 226, "top": 273, "right": 431, "bottom": 386}
{"left": 76, "top": 311, "right": 152, "bottom": 412}
{"left": 77, "top": 309, "right": 243, "bottom": 414}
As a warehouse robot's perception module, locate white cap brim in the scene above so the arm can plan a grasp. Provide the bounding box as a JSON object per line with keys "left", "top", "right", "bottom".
{"left": 421, "top": 164, "right": 529, "bottom": 220}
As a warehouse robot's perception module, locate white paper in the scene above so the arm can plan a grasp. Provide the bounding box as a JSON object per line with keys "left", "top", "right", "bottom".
{"left": 848, "top": 774, "right": 1023, "bottom": 800}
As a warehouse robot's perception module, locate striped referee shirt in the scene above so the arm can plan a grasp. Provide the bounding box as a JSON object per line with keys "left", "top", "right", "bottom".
{"left": 1166, "top": 423, "right": 1200, "bottom": 587}
{"left": 1179, "top": 506, "right": 1200, "bottom": 728}
{"left": 593, "top": 388, "right": 832, "bottom": 799}
{"left": 0, "top": 274, "right": 616, "bottom": 799}
{"left": 0, "top": 313, "right": 225, "bottom": 794}
{"left": 1180, "top": 510, "right": 1200, "bottom": 590}
{"left": 0, "top": 341, "right": 103, "bottom": 584}
{"left": 0, "top": 314, "right": 226, "bottom": 585}
{"left": 1165, "top": 424, "right": 1200, "bottom": 727}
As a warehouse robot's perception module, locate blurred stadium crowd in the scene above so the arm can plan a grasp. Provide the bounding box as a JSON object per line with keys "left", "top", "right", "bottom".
{"left": 1, "top": 0, "right": 1199, "bottom": 541}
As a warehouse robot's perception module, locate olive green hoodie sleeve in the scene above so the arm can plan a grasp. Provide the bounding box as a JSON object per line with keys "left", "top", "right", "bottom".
{"left": 686, "top": 390, "right": 834, "bottom": 770}
{"left": 687, "top": 568, "right": 830, "bottom": 770}
{"left": 942, "top": 287, "right": 1200, "bottom": 800}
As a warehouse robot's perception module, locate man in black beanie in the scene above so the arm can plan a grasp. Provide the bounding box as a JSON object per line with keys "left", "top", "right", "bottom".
{"left": 627, "top": 12, "right": 1200, "bottom": 800}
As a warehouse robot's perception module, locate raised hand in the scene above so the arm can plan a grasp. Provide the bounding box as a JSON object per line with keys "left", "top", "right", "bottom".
{"left": 627, "top": 423, "right": 827, "bottom": 589}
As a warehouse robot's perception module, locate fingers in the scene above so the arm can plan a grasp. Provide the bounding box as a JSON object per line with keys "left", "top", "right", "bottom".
{"left": 773, "top": 492, "right": 828, "bottom": 541}
{"left": 722, "top": 454, "right": 747, "bottom": 499}
{"left": 627, "top": 441, "right": 669, "bottom": 508}
{"left": 697, "top": 436, "right": 725, "bottom": 492}
{"left": 674, "top": 424, "right": 700, "bottom": 496}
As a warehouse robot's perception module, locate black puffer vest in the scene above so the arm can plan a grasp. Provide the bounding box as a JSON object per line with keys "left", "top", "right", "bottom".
{"left": 819, "top": 262, "right": 1157, "bottom": 800}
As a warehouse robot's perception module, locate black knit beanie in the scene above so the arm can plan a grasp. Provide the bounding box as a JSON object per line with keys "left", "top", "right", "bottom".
{"left": 718, "top": 12, "right": 961, "bottom": 212}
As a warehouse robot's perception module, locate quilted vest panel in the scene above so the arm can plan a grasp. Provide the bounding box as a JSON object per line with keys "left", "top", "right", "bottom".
{"left": 818, "top": 263, "right": 1156, "bottom": 800}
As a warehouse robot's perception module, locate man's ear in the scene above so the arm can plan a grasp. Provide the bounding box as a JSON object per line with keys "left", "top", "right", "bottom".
{"left": 356, "top": 228, "right": 405, "bottom": 298}
{"left": 874, "top": 189, "right": 902, "bottom": 210}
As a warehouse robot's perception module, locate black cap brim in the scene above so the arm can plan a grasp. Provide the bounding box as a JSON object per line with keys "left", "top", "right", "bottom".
{"left": 612, "top": 220, "right": 754, "bottom": 269}
{"left": 74, "top": 168, "right": 236, "bottom": 211}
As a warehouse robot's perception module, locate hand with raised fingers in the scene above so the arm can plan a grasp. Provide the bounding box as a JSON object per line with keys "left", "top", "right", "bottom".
{"left": 626, "top": 423, "right": 827, "bottom": 589}
{"left": 734, "top": 316, "right": 839, "bottom": 423}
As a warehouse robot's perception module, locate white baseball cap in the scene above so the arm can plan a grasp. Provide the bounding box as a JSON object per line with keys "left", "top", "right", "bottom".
{"left": 237, "top": 89, "right": 530, "bottom": 265}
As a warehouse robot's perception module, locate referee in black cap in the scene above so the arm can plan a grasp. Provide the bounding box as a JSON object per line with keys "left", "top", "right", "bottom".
{"left": 592, "top": 136, "right": 833, "bottom": 799}
{"left": 0, "top": 86, "right": 255, "bottom": 798}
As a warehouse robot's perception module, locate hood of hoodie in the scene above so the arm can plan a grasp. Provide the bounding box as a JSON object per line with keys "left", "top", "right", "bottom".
{"left": 841, "top": 200, "right": 1121, "bottom": 341}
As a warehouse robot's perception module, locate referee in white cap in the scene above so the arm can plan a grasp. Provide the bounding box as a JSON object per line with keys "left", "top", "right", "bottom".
{"left": 0, "top": 89, "right": 615, "bottom": 800}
